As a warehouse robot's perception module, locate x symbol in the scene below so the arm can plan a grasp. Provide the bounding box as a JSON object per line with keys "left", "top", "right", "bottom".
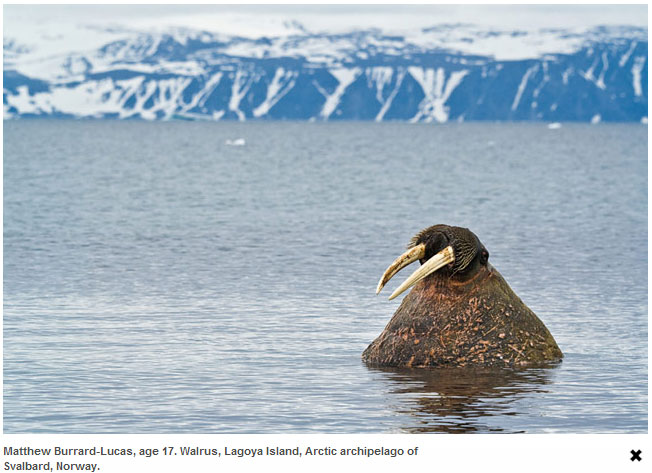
{"left": 630, "top": 449, "right": 642, "bottom": 462}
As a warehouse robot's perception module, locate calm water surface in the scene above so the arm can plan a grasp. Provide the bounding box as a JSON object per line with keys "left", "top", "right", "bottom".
{"left": 3, "top": 121, "right": 647, "bottom": 433}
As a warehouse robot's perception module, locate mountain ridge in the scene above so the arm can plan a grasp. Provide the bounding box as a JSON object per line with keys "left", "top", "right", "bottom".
{"left": 3, "top": 24, "right": 648, "bottom": 122}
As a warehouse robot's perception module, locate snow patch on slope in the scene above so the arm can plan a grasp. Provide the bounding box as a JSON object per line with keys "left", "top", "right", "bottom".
{"left": 619, "top": 40, "right": 638, "bottom": 67}
{"left": 511, "top": 65, "right": 539, "bottom": 111}
{"left": 318, "top": 68, "right": 361, "bottom": 119}
{"left": 408, "top": 67, "right": 469, "bottom": 122}
{"left": 229, "top": 70, "right": 256, "bottom": 121}
{"left": 253, "top": 68, "right": 297, "bottom": 117}
{"left": 4, "top": 76, "right": 194, "bottom": 119}
{"left": 366, "top": 67, "right": 406, "bottom": 122}
{"left": 632, "top": 56, "right": 646, "bottom": 97}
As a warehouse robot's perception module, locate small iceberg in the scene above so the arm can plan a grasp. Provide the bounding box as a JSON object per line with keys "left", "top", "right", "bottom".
{"left": 225, "top": 138, "right": 246, "bottom": 146}
{"left": 547, "top": 122, "right": 562, "bottom": 130}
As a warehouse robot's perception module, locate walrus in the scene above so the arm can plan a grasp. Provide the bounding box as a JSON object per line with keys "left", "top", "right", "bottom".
{"left": 363, "top": 225, "right": 562, "bottom": 367}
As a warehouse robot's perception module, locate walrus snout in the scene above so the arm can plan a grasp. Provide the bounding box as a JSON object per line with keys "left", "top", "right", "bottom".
{"left": 377, "top": 225, "right": 488, "bottom": 299}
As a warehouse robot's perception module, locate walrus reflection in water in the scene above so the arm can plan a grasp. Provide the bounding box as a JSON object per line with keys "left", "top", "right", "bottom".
{"left": 363, "top": 225, "right": 562, "bottom": 367}
{"left": 367, "top": 365, "right": 556, "bottom": 433}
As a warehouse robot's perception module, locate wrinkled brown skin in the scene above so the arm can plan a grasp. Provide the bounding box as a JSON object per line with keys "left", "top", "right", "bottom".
{"left": 363, "top": 263, "right": 562, "bottom": 367}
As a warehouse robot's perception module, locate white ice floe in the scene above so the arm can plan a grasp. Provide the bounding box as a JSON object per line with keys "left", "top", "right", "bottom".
{"left": 225, "top": 138, "right": 246, "bottom": 146}
{"left": 547, "top": 122, "right": 562, "bottom": 129}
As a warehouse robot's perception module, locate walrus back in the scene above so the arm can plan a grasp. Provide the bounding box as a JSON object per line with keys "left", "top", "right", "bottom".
{"left": 362, "top": 266, "right": 563, "bottom": 367}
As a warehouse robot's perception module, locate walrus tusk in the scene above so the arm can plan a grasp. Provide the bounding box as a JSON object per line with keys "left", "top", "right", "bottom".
{"left": 388, "top": 245, "right": 455, "bottom": 300}
{"left": 376, "top": 244, "right": 426, "bottom": 294}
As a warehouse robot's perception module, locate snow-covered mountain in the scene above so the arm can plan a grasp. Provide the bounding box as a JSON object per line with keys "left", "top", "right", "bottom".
{"left": 3, "top": 23, "right": 648, "bottom": 122}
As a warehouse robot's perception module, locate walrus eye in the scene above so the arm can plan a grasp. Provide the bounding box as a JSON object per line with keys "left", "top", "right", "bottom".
{"left": 480, "top": 250, "right": 489, "bottom": 264}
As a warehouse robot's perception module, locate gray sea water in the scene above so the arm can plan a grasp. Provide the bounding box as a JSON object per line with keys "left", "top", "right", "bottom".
{"left": 3, "top": 120, "right": 647, "bottom": 433}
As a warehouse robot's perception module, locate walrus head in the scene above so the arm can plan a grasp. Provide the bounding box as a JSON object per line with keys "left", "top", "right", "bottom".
{"left": 376, "top": 225, "right": 490, "bottom": 299}
{"left": 364, "top": 225, "right": 562, "bottom": 367}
